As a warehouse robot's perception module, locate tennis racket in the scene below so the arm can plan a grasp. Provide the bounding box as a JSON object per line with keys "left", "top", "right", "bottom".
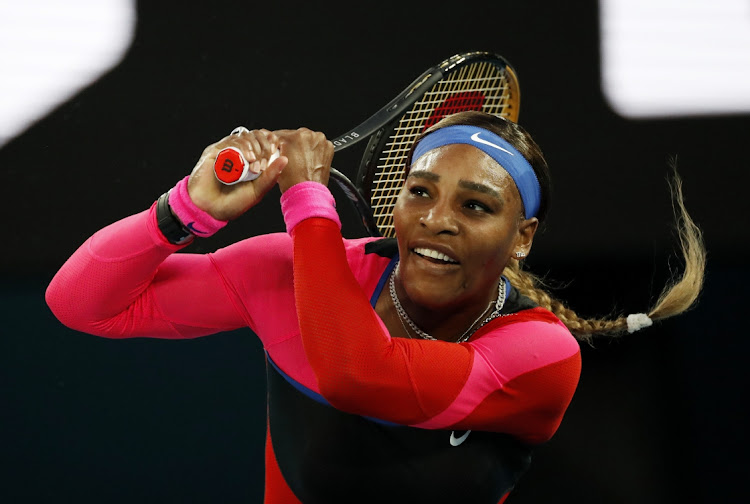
{"left": 215, "top": 50, "right": 521, "bottom": 237}
{"left": 330, "top": 50, "right": 521, "bottom": 237}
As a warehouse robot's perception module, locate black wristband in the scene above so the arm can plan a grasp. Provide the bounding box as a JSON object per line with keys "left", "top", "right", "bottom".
{"left": 156, "top": 191, "right": 194, "bottom": 245}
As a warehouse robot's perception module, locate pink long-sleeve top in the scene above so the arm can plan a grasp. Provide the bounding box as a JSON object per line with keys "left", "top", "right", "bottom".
{"left": 46, "top": 190, "right": 581, "bottom": 503}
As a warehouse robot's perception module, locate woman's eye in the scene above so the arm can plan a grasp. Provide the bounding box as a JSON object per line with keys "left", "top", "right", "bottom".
{"left": 465, "top": 200, "right": 491, "bottom": 213}
{"left": 410, "top": 186, "right": 429, "bottom": 197}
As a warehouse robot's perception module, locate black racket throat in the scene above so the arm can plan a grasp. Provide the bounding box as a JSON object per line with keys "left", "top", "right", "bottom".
{"left": 329, "top": 167, "right": 381, "bottom": 236}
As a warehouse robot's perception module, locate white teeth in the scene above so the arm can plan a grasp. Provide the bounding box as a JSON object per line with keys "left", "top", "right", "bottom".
{"left": 413, "top": 247, "right": 457, "bottom": 263}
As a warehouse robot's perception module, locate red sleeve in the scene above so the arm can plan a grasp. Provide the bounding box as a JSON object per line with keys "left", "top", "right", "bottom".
{"left": 292, "top": 217, "right": 581, "bottom": 442}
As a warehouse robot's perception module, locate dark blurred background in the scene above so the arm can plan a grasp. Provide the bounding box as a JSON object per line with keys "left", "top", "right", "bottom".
{"left": 1, "top": 1, "right": 747, "bottom": 502}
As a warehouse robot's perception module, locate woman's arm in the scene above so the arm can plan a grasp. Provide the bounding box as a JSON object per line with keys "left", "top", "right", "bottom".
{"left": 270, "top": 129, "right": 582, "bottom": 443}
{"left": 45, "top": 203, "right": 249, "bottom": 338}
{"left": 46, "top": 128, "right": 289, "bottom": 339}
{"left": 289, "top": 201, "right": 581, "bottom": 444}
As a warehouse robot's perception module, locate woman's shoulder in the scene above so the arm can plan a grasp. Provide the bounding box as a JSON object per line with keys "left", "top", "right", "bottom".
{"left": 343, "top": 236, "right": 397, "bottom": 255}
{"left": 470, "top": 309, "right": 580, "bottom": 387}
{"left": 472, "top": 300, "right": 580, "bottom": 365}
{"left": 496, "top": 282, "right": 575, "bottom": 341}
{"left": 342, "top": 237, "right": 397, "bottom": 291}
{"left": 343, "top": 236, "right": 397, "bottom": 266}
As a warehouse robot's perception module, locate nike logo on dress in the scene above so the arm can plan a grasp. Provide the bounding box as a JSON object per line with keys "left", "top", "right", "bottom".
{"left": 450, "top": 430, "right": 471, "bottom": 447}
{"left": 470, "top": 132, "right": 514, "bottom": 155}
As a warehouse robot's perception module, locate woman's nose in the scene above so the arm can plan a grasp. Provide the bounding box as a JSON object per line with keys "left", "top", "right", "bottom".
{"left": 420, "top": 201, "right": 459, "bottom": 235}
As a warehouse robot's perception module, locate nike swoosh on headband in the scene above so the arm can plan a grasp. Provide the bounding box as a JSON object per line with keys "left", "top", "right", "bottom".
{"left": 412, "top": 125, "right": 542, "bottom": 219}
{"left": 450, "top": 430, "right": 471, "bottom": 447}
{"left": 470, "top": 132, "right": 514, "bottom": 155}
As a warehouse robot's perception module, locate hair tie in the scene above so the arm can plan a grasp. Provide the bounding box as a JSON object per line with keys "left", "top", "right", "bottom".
{"left": 626, "top": 313, "right": 653, "bottom": 333}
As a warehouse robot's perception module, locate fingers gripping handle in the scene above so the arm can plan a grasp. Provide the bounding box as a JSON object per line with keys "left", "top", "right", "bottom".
{"left": 213, "top": 147, "right": 280, "bottom": 185}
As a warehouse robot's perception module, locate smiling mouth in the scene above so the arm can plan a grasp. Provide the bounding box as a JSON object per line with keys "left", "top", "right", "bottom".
{"left": 412, "top": 247, "right": 459, "bottom": 264}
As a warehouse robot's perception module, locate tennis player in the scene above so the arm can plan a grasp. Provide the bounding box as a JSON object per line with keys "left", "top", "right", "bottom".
{"left": 46, "top": 111, "right": 705, "bottom": 503}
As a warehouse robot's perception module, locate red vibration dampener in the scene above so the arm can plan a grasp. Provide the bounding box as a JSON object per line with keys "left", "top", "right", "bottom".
{"left": 213, "top": 148, "right": 281, "bottom": 185}
{"left": 214, "top": 147, "right": 255, "bottom": 185}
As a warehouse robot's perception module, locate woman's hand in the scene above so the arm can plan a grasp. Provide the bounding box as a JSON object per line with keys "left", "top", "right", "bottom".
{"left": 275, "top": 128, "right": 334, "bottom": 193}
{"left": 187, "top": 128, "right": 288, "bottom": 221}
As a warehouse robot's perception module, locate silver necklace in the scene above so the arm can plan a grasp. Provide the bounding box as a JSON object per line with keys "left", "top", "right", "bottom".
{"left": 388, "top": 262, "right": 507, "bottom": 343}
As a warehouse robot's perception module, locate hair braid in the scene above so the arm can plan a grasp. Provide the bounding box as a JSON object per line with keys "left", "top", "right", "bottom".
{"left": 503, "top": 165, "right": 705, "bottom": 342}
{"left": 503, "top": 263, "right": 628, "bottom": 344}
{"left": 418, "top": 111, "right": 706, "bottom": 340}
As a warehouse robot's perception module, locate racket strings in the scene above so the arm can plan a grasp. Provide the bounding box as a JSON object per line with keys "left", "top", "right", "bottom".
{"left": 369, "top": 62, "right": 518, "bottom": 237}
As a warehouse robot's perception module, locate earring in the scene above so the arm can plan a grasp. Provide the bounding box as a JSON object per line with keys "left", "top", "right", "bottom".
{"left": 515, "top": 251, "right": 526, "bottom": 258}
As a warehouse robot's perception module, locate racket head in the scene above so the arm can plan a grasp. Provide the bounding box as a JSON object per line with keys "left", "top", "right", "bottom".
{"left": 356, "top": 51, "right": 521, "bottom": 238}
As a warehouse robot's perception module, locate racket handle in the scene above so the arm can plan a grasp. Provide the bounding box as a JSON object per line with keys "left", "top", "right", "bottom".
{"left": 214, "top": 147, "right": 280, "bottom": 185}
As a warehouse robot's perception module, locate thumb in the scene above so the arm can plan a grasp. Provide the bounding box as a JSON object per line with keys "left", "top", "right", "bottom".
{"left": 221, "top": 155, "right": 288, "bottom": 217}
{"left": 250, "top": 155, "right": 288, "bottom": 197}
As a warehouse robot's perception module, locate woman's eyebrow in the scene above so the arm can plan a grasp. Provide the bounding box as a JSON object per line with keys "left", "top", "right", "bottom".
{"left": 459, "top": 180, "right": 502, "bottom": 201}
{"left": 407, "top": 171, "right": 440, "bottom": 182}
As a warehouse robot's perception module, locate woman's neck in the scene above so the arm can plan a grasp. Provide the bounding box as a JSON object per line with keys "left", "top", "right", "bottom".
{"left": 376, "top": 272, "right": 500, "bottom": 342}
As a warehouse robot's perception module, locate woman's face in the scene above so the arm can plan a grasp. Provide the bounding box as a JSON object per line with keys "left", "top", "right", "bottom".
{"left": 392, "top": 143, "right": 538, "bottom": 311}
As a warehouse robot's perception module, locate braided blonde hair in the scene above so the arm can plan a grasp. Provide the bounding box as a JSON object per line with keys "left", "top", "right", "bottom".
{"left": 416, "top": 112, "right": 706, "bottom": 342}
{"left": 504, "top": 164, "right": 706, "bottom": 343}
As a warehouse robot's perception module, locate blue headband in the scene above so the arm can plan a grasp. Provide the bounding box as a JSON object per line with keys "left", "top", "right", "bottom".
{"left": 412, "top": 125, "right": 541, "bottom": 219}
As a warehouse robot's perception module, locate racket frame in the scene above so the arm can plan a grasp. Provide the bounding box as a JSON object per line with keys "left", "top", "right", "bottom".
{"left": 328, "top": 51, "right": 521, "bottom": 237}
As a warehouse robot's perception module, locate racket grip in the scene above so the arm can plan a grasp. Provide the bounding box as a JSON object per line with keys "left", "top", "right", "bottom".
{"left": 213, "top": 147, "right": 280, "bottom": 185}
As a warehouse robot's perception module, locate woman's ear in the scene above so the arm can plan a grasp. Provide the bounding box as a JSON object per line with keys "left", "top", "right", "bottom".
{"left": 513, "top": 217, "right": 539, "bottom": 260}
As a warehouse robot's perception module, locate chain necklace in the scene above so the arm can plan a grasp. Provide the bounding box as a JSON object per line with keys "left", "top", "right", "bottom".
{"left": 388, "top": 262, "right": 507, "bottom": 343}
